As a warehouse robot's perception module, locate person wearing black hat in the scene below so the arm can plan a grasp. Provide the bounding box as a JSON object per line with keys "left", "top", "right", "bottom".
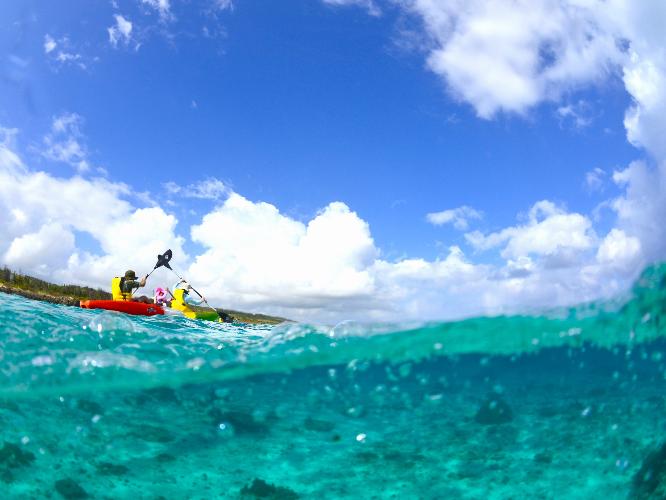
{"left": 120, "top": 270, "right": 152, "bottom": 303}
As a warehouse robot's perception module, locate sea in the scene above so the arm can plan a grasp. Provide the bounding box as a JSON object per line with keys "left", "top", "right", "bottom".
{"left": 0, "top": 264, "right": 665, "bottom": 499}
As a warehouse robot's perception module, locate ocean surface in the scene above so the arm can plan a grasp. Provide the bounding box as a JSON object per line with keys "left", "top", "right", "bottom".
{"left": 1, "top": 264, "right": 665, "bottom": 499}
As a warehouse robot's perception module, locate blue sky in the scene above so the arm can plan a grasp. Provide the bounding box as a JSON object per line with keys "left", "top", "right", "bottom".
{"left": 1, "top": 0, "right": 664, "bottom": 322}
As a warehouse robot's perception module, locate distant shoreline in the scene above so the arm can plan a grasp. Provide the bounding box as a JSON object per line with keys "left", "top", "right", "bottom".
{"left": 0, "top": 269, "right": 288, "bottom": 325}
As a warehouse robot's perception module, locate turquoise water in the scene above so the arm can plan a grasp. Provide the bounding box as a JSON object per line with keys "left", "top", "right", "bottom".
{"left": 1, "top": 265, "right": 665, "bottom": 499}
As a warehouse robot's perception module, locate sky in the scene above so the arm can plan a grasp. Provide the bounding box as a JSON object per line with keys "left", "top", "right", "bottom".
{"left": 0, "top": 0, "right": 665, "bottom": 323}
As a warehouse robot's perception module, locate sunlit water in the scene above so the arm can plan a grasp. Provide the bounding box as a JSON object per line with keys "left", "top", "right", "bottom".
{"left": 1, "top": 264, "right": 665, "bottom": 498}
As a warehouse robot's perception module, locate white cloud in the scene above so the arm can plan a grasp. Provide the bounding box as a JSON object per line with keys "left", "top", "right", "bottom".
{"left": 55, "top": 52, "right": 82, "bottom": 64}
{"left": 42, "top": 113, "right": 91, "bottom": 173}
{"left": 611, "top": 160, "right": 666, "bottom": 263}
{"left": 4, "top": 224, "right": 76, "bottom": 277}
{"left": 188, "top": 195, "right": 378, "bottom": 309}
{"left": 44, "top": 34, "right": 56, "bottom": 54}
{"left": 310, "top": 0, "right": 666, "bottom": 319}
{"left": 322, "top": 0, "right": 381, "bottom": 16}
{"left": 465, "top": 201, "right": 596, "bottom": 261}
{"left": 396, "top": 0, "right": 626, "bottom": 118}
{"left": 213, "top": 0, "right": 233, "bottom": 10}
{"left": 0, "top": 131, "right": 185, "bottom": 287}
{"left": 108, "top": 15, "right": 133, "bottom": 48}
{"left": 376, "top": 1, "right": 666, "bottom": 268}
{"left": 4, "top": 2, "right": 666, "bottom": 322}
{"left": 0, "top": 128, "right": 651, "bottom": 322}
{"left": 427, "top": 205, "right": 482, "bottom": 230}
{"left": 164, "top": 178, "right": 229, "bottom": 200}
{"left": 557, "top": 100, "right": 593, "bottom": 128}
{"left": 616, "top": 2, "right": 666, "bottom": 161}
{"left": 10, "top": 0, "right": 666, "bottom": 321}
{"left": 43, "top": 35, "right": 85, "bottom": 69}
{"left": 585, "top": 167, "right": 606, "bottom": 192}
{"left": 596, "top": 228, "right": 642, "bottom": 271}
{"left": 142, "top": 0, "right": 172, "bottom": 20}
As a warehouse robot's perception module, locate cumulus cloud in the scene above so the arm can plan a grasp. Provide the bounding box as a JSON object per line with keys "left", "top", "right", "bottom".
{"left": 4, "top": 224, "right": 76, "bottom": 277}
{"left": 427, "top": 205, "right": 482, "bottom": 230}
{"left": 41, "top": 113, "right": 91, "bottom": 173}
{"left": 393, "top": 0, "right": 626, "bottom": 118}
{"left": 465, "top": 201, "right": 596, "bottom": 261}
{"left": 0, "top": 125, "right": 652, "bottom": 321}
{"left": 0, "top": 123, "right": 657, "bottom": 322}
{"left": 4, "top": 1, "right": 666, "bottom": 322}
{"left": 596, "top": 228, "right": 642, "bottom": 271}
{"left": 0, "top": 133, "right": 185, "bottom": 288}
{"left": 108, "top": 15, "right": 133, "bottom": 48}
{"left": 611, "top": 161, "right": 666, "bottom": 264}
{"left": 347, "top": 0, "right": 666, "bottom": 270}
{"left": 188, "top": 195, "right": 378, "bottom": 307}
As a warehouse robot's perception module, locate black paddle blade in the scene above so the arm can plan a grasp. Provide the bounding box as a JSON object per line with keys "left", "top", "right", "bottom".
{"left": 154, "top": 249, "right": 173, "bottom": 271}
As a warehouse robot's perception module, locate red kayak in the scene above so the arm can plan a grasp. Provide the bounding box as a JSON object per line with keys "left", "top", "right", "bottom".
{"left": 80, "top": 300, "right": 165, "bottom": 316}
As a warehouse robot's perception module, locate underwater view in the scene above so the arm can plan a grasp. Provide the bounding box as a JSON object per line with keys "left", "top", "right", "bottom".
{"left": 1, "top": 264, "right": 664, "bottom": 499}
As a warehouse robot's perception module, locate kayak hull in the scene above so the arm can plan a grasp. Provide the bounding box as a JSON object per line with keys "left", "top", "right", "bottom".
{"left": 182, "top": 309, "right": 220, "bottom": 322}
{"left": 80, "top": 300, "right": 165, "bottom": 316}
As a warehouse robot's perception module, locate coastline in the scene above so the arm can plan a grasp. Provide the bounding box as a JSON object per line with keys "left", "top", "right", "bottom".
{"left": 0, "top": 283, "right": 81, "bottom": 307}
{"left": 0, "top": 278, "right": 288, "bottom": 326}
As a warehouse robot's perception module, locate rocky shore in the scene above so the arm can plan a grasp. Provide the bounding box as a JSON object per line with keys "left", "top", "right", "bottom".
{"left": 0, "top": 283, "right": 81, "bottom": 307}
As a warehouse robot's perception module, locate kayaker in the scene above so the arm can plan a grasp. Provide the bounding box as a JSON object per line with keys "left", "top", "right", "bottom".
{"left": 112, "top": 270, "right": 153, "bottom": 303}
{"left": 154, "top": 287, "right": 169, "bottom": 307}
{"left": 169, "top": 280, "right": 205, "bottom": 307}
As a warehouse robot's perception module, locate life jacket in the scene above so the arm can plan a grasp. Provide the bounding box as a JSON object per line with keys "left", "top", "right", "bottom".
{"left": 170, "top": 287, "right": 221, "bottom": 322}
{"left": 170, "top": 288, "right": 190, "bottom": 311}
{"left": 170, "top": 288, "right": 197, "bottom": 318}
{"left": 111, "top": 277, "right": 133, "bottom": 301}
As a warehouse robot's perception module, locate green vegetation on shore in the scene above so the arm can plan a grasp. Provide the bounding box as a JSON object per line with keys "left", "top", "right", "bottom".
{"left": 0, "top": 267, "right": 110, "bottom": 301}
{"left": 0, "top": 267, "right": 289, "bottom": 325}
{"left": 217, "top": 309, "right": 289, "bottom": 325}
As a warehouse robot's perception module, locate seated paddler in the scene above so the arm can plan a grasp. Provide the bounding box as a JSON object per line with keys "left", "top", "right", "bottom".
{"left": 112, "top": 270, "right": 153, "bottom": 303}
{"left": 169, "top": 280, "right": 205, "bottom": 309}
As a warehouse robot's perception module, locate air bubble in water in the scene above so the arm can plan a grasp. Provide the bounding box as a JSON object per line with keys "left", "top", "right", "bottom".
{"left": 88, "top": 313, "right": 135, "bottom": 335}
{"left": 218, "top": 422, "right": 235, "bottom": 438}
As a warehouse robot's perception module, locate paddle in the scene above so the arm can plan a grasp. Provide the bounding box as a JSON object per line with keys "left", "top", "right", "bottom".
{"left": 145, "top": 249, "right": 173, "bottom": 279}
